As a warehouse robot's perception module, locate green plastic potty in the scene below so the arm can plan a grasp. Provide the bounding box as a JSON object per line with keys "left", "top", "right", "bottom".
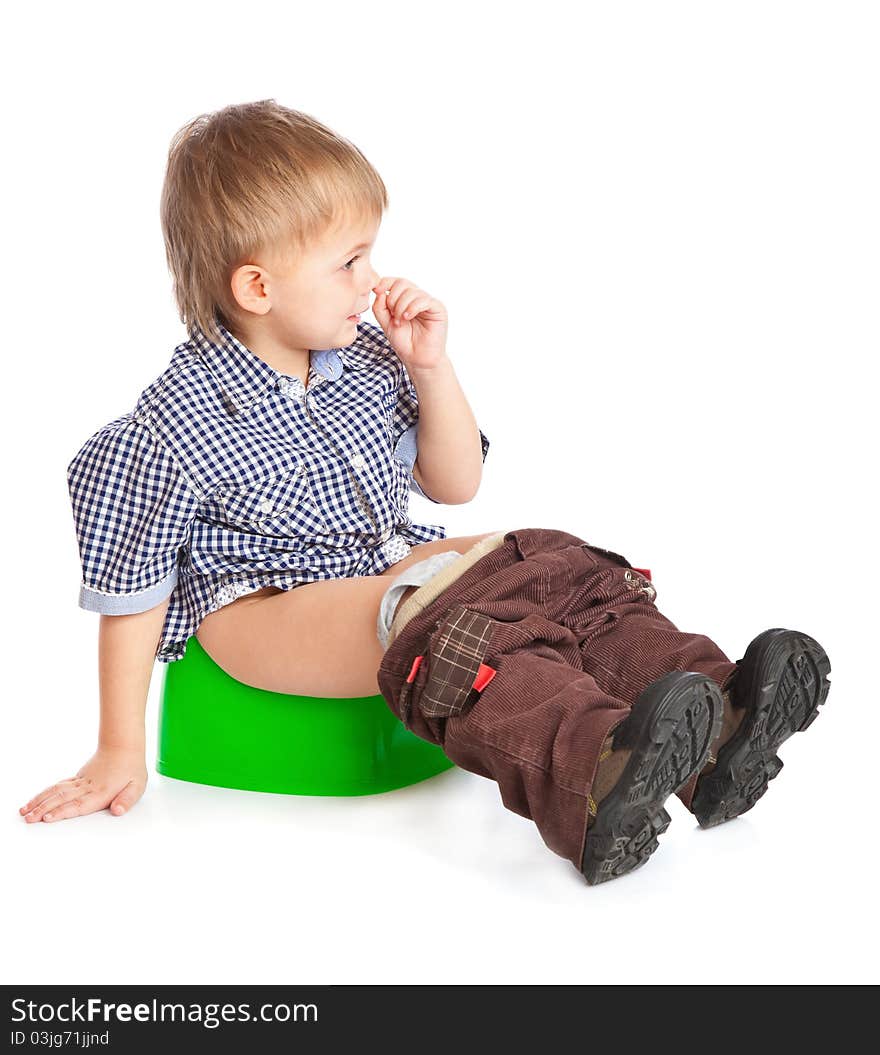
{"left": 156, "top": 635, "right": 454, "bottom": 796}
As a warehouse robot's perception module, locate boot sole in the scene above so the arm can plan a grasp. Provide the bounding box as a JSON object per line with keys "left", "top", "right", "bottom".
{"left": 691, "top": 628, "right": 831, "bottom": 829}
{"left": 581, "top": 671, "right": 723, "bottom": 885}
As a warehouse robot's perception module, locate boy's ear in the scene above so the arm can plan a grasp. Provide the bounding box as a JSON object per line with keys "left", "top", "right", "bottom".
{"left": 229, "top": 261, "right": 272, "bottom": 316}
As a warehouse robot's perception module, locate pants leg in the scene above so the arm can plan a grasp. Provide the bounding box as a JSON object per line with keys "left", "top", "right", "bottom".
{"left": 378, "top": 528, "right": 635, "bottom": 870}
{"left": 377, "top": 527, "right": 739, "bottom": 868}
{"left": 551, "top": 546, "right": 739, "bottom": 811}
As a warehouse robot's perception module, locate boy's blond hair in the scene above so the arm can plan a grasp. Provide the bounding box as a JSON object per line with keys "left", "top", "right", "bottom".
{"left": 159, "top": 98, "right": 388, "bottom": 344}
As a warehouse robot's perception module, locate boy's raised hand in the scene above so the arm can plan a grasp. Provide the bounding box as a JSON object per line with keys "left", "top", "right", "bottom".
{"left": 19, "top": 745, "right": 148, "bottom": 824}
{"left": 371, "top": 277, "right": 449, "bottom": 371}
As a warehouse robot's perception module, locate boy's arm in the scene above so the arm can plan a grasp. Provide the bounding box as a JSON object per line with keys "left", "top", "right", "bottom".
{"left": 408, "top": 355, "right": 485, "bottom": 505}
{"left": 20, "top": 596, "right": 170, "bottom": 824}
{"left": 97, "top": 595, "right": 172, "bottom": 752}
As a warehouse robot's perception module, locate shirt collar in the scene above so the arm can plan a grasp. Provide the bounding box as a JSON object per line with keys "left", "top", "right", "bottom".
{"left": 188, "top": 318, "right": 374, "bottom": 412}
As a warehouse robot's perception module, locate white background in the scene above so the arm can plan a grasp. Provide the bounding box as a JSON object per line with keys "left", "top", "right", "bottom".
{"left": 4, "top": 0, "right": 877, "bottom": 985}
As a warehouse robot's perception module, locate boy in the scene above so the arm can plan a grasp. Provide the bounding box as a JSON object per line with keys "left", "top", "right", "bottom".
{"left": 19, "top": 99, "right": 831, "bottom": 887}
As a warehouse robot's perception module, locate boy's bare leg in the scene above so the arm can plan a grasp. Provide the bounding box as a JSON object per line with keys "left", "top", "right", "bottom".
{"left": 195, "top": 532, "right": 502, "bottom": 698}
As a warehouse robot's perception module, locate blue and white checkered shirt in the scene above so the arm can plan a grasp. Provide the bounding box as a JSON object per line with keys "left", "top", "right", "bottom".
{"left": 67, "top": 319, "right": 490, "bottom": 663}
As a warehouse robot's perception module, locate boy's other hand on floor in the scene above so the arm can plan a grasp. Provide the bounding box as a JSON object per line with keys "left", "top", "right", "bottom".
{"left": 19, "top": 746, "right": 148, "bottom": 824}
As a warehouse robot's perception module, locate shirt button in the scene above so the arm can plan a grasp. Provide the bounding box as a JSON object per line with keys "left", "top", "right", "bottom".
{"left": 260, "top": 499, "right": 273, "bottom": 513}
{"left": 351, "top": 454, "right": 366, "bottom": 469}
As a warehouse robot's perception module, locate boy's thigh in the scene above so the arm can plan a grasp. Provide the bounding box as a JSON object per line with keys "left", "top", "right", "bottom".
{"left": 194, "top": 532, "right": 501, "bottom": 697}
{"left": 196, "top": 574, "right": 395, "bottom": 698}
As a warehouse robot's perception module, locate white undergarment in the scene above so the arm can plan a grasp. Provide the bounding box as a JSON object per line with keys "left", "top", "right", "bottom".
{"left": 376, "top": 550, "right": 463, "bottom": 649}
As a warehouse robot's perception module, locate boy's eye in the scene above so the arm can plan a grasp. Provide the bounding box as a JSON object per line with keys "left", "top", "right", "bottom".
{"left": 342, "top": 256, "right": 359, "bottom": 271}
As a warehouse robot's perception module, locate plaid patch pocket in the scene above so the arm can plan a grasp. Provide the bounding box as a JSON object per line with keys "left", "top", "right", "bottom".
{"left": 418, "top": 604, "right": 497, "bottom": 719}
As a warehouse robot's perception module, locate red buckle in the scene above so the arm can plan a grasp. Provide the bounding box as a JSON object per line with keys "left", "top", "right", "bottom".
{"left": 472, "top": 663, "right": 497, "bottom": 693}
{"left": 632, "top": 567, "right": 652, "bottom": 581}
{"left": 406, "top": 655, "right": 424, "bottom": 683}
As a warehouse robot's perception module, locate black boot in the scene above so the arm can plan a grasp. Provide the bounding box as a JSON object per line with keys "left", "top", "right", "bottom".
{"left": 581, "top": 671, "right": 723, "bottom": 885}
{"left": 691, "top": 628, "right": 831, "bottom": 829}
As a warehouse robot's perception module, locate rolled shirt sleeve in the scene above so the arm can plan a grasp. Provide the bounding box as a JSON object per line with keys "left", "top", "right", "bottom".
{"left": 390, "top": 359, "right": 490, "bottom": 504}
{"left": 67, "top": 416, "right": 201, "bottom": 615}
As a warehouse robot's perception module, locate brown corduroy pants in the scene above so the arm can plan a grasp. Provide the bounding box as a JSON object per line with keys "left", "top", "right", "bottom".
{"left": 377, "top": 527, "right": 739, "bottom": 871}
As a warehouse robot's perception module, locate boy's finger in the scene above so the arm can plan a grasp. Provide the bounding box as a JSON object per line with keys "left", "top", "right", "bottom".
{"left": 396, "top": 295, "right": 428, "bottom": 320}
{"left": 30, "top": 782, "right": 82, "bottom": 816}
{"left": 373, "top": 278, "right": 409, "bottom": 313}
{"left": 110, "top": 781, "right": 138, "bottom": 816}
{"left": 20, "top": 783, "right": 66, "bottom": 813}
{"left": 25, "top": 795, "right": 63, "bottom": 820}
{"left": 43, "top": 792, "right": 97, "bottom": 822}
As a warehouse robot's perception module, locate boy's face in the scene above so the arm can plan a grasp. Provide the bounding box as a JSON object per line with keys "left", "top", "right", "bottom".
{"left": 229, "top": 213, "right": 382, "bottom": 354}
